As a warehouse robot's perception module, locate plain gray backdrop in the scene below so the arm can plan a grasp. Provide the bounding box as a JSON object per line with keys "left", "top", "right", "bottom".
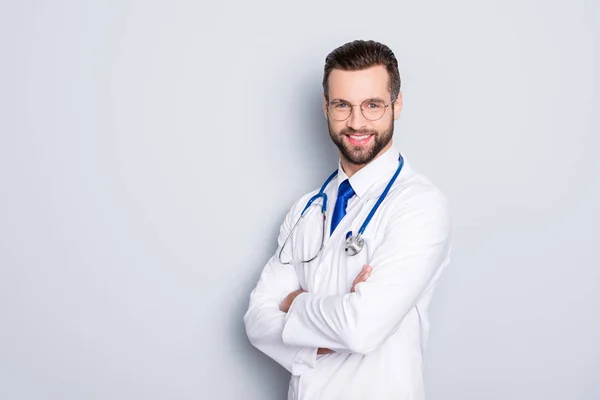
{"left": 1, "top": 1, "right": 598, "bottom": 399}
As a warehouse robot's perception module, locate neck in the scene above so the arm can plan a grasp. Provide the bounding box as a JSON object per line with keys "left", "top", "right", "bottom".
{"left": 340, "top": 143, "right": 392, "bottom": 178}
{"left": 340, "top": 159, "right": 365, "bottom": 178}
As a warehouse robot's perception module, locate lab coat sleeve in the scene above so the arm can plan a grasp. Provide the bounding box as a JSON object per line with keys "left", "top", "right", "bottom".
{"left": 243, "top": 198, "right": 319, "bottom": 375}
{"left": 281, "top": 189, "right": 451, "bottom": 355}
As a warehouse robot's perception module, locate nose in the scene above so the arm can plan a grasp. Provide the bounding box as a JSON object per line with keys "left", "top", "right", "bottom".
{"left": 347, "top": 104, "right": 368, "bottom": 130}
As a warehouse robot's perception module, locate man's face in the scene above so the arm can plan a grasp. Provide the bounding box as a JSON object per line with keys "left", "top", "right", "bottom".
{"left": 324, "top": 65, "right": 402, "bottom": 167}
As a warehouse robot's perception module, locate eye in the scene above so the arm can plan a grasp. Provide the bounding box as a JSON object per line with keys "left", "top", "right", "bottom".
{"left": 366, "top": 102, "right": 383, "bottom": 109}
{"left": 333, "top": 102, "right": 348, "bottom": 109}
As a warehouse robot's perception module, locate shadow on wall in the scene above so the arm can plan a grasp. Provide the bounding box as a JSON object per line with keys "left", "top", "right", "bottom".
{"left": 297, "top": 70, "right": 340, "bottom": 174}
{"left": 230, "top": 70, "right": 339, "bottom": 397}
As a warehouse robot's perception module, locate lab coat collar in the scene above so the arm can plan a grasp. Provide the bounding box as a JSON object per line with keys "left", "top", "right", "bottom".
{"left": 335, "top": 144, "right": 403, "bottom": 200}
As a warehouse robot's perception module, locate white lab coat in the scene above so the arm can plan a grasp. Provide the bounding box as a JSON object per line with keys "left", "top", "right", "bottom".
{"left": 244, "top": 145, "right": 451, "bottom": 400}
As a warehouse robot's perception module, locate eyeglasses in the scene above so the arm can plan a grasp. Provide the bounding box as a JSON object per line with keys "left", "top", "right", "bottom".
{"left": 327, "top": 98, "right": 396, "bottom": 121}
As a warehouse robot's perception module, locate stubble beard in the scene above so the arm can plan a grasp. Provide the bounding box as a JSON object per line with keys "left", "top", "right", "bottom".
{"left": 328, "top": 118, "right": 394, "bottom": 167}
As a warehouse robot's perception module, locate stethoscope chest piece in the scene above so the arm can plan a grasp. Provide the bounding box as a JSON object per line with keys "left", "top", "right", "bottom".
{"left": 277, "top": 154, "right": 404, "bottom": 264}
{"left": 344, "top": 234, "right": 364, "bottom": 256}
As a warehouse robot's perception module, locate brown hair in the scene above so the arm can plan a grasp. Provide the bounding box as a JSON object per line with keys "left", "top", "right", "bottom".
{"left": 322, "top": 40, "right": 401, "bottom": 101}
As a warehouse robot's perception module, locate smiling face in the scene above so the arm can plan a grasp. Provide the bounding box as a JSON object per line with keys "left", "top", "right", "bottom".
{"left": 324, "top": 65, "right": 403, "bottom": 176}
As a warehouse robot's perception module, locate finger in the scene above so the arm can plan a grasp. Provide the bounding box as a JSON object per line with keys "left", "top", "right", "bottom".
{"left": 359, "top": 265, "right": 372, "bottom": 277}
{"left": 356, "top": 266, "right": 370, "bottom": 280}
{"left": 361, "top": 269, "right": 371, "bottom": 280}
{"left": 354, "top": 273, "right": 369, "bottom": 286}
{"left": 351, "top": 275, "right": 369, "bottom": 292}
{"left": 353, "top": 265, "right": 374, "bottom": 286}
{"left": 359, "top": 266, "right": 372, "bottom": 279}
{"left": 354, "top": 269, "right": 368, "bottom": 284}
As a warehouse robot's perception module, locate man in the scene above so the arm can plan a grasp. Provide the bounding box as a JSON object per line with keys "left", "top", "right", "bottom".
{"left": 243, "top": 40, "right": 451, "bottom": 400}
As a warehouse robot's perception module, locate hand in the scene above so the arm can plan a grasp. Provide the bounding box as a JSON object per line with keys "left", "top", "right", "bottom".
{"left": 351, "top": 265, "right": 372, "bottom": 292}
{"left": 317, "top": 347, "right": 334, "bottom": 355}
{"left": 279, "top": 289, "right": 304, "bottom": 313}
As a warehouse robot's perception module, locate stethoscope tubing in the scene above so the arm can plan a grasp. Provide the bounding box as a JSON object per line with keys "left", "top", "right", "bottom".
{"left": 278, "top": 154, "right": 404, "bottom": 263}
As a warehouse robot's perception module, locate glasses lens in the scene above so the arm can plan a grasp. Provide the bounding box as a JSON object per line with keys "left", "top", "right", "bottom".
{"left": 328, "top": 101, "right": 351, "bottom": 121}
{"left": 361, "top": 100, "right": 386, "bottom": 120}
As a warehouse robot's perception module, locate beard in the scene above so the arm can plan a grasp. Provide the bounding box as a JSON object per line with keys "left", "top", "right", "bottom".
{"left": 328, "top": 117, "right": 394, "bottom": 166}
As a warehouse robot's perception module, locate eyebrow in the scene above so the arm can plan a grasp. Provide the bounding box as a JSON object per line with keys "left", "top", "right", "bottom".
{"left": 329, "top": 97, "right": 387, "bottom": 103}
{"left": 363, "top": 97, "right": 387, "bottom": 103}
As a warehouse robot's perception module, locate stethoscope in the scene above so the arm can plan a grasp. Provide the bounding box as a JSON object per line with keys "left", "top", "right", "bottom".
{"left": 277, "top": 154, "right": 404, "bottom": 265}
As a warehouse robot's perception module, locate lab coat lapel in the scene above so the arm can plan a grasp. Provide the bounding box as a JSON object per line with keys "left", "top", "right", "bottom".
{"left": 314, "top": 168, "right": 395, "bottom": 271}
{"left": 314, "top": 199, "right": 366, "bottom": 269}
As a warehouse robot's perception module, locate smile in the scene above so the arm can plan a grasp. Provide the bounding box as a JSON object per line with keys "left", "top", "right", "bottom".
{"left": 345, "top": 134, "right": 374, "bottom": 145}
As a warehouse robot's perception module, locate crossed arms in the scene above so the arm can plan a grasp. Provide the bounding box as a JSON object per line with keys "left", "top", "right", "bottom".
{"left": 243, "top": 189, "right": 451, "bottom": 375}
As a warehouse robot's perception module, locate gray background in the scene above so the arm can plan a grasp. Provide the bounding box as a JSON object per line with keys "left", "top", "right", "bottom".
{"left": 1, "top": 1, "right": 598, "bottom": 399}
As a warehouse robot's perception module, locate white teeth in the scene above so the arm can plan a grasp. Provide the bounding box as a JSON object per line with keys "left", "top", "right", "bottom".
{"left": 350, "top": 135, "right": 370, "bottom": 140}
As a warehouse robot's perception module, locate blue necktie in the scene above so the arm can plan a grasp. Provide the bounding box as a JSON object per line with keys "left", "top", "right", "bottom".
{"left": 330, "top": 179, "right": 355, "bottom": 235}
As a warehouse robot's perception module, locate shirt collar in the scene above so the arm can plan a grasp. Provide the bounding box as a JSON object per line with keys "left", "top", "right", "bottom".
{"left": 335, "top": 144, "right": 401, "bottom": 199}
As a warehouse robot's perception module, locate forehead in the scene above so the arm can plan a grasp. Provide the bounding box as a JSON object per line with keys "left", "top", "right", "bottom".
{"left": 327, "top": 65, "right": 390, "bottom": 101}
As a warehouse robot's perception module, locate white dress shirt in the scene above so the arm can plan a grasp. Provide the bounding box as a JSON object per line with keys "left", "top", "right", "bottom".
{"left": 244, "top": 144, "right": 451, "bottom": 400}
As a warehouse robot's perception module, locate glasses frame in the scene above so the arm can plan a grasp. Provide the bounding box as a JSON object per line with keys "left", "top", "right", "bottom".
{"left": 327, "top": 97, "right": 397, "bottom": 122}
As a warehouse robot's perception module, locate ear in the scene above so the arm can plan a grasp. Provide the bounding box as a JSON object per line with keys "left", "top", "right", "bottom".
{"left": 322, "top": 94, "right": 329, "bottom": 119}
{"left": 393, "top": 91, "right": 403, "bottom": 120}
